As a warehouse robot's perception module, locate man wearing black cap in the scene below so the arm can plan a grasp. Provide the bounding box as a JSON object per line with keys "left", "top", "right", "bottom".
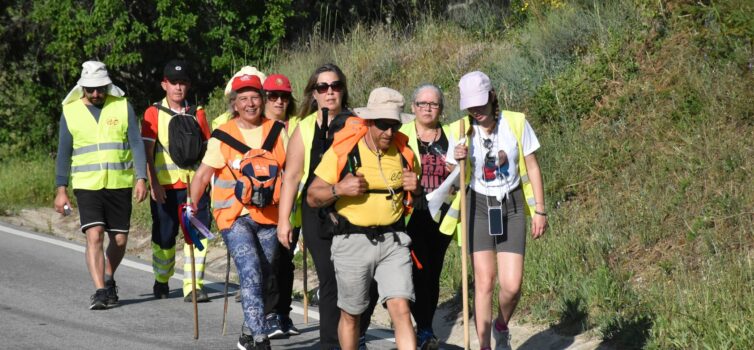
{"left": 141, "top": 60, "right": 213, "bottom": 301}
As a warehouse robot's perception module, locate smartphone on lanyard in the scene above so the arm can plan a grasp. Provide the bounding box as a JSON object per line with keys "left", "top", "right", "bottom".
{"left": 488, "top": 205, "right": 504, "bottom": 236}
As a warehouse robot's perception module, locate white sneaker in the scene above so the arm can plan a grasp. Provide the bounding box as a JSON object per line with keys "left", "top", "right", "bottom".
{"left": 493, "top": 326, "right": 511, "bottom": 350}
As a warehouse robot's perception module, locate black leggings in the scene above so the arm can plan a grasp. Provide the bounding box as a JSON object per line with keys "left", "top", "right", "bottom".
{"left": 407, "top": 209, "right": 453, "bottom": 331}
{"left": 301, "top": 198, "right": 377, "bottom": 349}
{"left": 263, "top": 228, "right": 300, "bottom": 316}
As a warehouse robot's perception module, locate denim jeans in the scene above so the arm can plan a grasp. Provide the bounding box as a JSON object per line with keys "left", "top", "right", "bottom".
{"left": 222, "top": 216, "right": 278, "bottom": 336}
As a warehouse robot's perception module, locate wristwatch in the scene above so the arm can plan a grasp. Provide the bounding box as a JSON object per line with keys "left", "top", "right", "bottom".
{"left": 331, "top": 185, "right": 340, "bottom": 200}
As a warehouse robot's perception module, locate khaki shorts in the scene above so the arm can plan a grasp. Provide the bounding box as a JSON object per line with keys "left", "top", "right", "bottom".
{"left": 331, "top": 231, "right": 415, "bottom": 315}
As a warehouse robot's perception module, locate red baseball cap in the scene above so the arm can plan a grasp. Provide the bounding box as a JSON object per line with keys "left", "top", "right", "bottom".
{"left": 231, "top": 74, "right": 262, "bottom": 92}
{"left": 263, "top": 74, "right": 292, "bottom": 93}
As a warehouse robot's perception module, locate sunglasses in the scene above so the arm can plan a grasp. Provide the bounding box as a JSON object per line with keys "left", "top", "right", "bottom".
{"left": 374, "top": 119, "right": 401, "bottom": 132}
{"left": 83, "top": 86, "right": 107, "bottom": 94}
{"left": 314, "top": 81, "right": 344, "bottom": 94}
{"left": 267, "top": 91, "right": 291, "bottom": 103}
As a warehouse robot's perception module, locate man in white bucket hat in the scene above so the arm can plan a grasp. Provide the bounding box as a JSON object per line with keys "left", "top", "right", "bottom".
{"left": 54, "top": 60, "right": 148, "bottom": 310}
{"left": 307, "top": 87, "right": 420, "bottom": 350}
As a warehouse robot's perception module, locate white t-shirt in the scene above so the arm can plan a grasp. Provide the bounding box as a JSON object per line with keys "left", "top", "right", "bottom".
{"left": 447, "top": 115, "right": 540, "bottom": 199}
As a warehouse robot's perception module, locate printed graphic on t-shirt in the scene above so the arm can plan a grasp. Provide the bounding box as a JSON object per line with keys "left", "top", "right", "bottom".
{"left": 482, "top": 155, "right": 509, "bottom": 182}
{"left": 420, "top": 140, "right": 449, "bottom": 193}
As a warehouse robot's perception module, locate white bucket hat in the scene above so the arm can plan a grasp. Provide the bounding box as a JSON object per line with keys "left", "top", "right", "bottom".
{"left": 61, "top": 60, "right": 125, "bottom": 105}
{"left": 458, "top": 71, "right": 492, "bottom": 110}
{"left": 224, "top": 66, "right": 267, "bottom": 96}
{"left": 354, "top": 87, "right": 415, "bottom": 123}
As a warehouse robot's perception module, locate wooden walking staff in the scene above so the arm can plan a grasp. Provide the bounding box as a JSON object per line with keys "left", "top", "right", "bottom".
{"left": 186, "top": 173, "right": 199, "bottom": 340}
{"left": 458, "top": 119, "right": 470, "bottom": 350}
{"left": 300, "top": 237, "right": 309, "bottom": 324}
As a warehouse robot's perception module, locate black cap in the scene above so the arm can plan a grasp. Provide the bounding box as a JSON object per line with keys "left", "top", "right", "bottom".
{"left": 164, "top": 60, "right": 191, "bottom": 82}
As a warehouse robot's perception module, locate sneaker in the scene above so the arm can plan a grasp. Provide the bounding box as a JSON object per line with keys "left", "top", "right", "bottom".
{"left": 184, "top": 288, "right": 210, "bottom": 303}
{"left": 104, "top": 280, "right": 119, "bottom": 307}
{"left": 279, "top": 314, "right": 300, "bottom": 336}
{"left": 89, "top": 289, "right": 108, "bottom": 310}
{"left": 153, "top": 281, "right": 169, "bottom": 299}
{"left": 417, "top": 328, "right": 439, "bottom": 350}
{"left": 265, "top": 314, "right": 285, "bottom": 339}
{"left": 237, "top": 333, "right": 271, "bottom": 350}
{"left": 493, "top": 326, "right": 511, "bottom": 350}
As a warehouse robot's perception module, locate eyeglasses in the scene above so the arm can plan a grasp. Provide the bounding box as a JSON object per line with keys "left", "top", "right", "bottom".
{"left": 374, "top": 119, "right": 401, "bottom": 132}
{"left": 414, "top": 101, "right": 441, "bottom": 110}
{"left": 83, "top": 86, "right": 107, "bottom": 94}
{"left": 314, "top": 81, "right": 344, "bottom": 94}
{"left": 267, "top": 91, "right": 291, "bottom": 103}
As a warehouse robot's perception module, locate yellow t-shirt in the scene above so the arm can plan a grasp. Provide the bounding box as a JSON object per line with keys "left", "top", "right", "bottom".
{"left": 314, "top": 140, "right": 404, "bottom": 227}
{"left": 204, "top": 124, "right": 288, "bottom": 215}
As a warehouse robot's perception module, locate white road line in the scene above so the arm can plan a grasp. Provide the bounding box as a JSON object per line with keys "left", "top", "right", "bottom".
{"left": 0, "top": 222, "right": 395, "bottom": 343}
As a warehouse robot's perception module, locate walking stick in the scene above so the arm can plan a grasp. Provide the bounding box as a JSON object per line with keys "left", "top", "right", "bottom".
{"left": 459, "top": 119, "right": 470, "bottom": 350}
{"left": 186, "top": 174, "right": 199, "bottom": 340}
{"left": 222, "top": 249, "right": 230, "bottom": 335}
{"left": 300, "top": 236, "right": 308, "bottom": 324}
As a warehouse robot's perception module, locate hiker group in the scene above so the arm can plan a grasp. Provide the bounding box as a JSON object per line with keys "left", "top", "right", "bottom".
{"left": 54, "top": 60, "right": 548, "bottom": 350}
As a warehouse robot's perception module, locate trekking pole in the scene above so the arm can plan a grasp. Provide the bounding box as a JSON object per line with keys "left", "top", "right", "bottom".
{"left": 222, "top": 248, "right": 230, "bottom": 335}
{"left": 186, "top": 174, "right": 199, "bottom": 340}
{"left": 458, "top": 119, "right": 470, "bottom": 350}
{"left": 300, "top": 236, "right": 308, "bottom": 324}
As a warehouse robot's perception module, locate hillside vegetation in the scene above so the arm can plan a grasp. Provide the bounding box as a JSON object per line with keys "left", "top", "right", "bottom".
{"left": 2, "top": 1, "right": 752, "bottom": 349}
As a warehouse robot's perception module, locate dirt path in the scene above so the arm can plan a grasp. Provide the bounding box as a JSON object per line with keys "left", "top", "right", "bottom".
{"left": 3, "top": 207, "right": 607, "bottom": 349}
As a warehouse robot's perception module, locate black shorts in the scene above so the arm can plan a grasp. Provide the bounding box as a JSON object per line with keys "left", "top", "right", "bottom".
{"left": 73, "top": 188, "right": 132, "bottom": 234}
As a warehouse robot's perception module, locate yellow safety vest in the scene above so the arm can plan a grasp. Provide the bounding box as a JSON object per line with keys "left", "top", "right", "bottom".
{"left": 63, "top": 96, "right": 134, "bottom": 190}
{"left": 289, "top": 112, "right": 318, "bottom": 228}
{"left": 153, "top": 99, "right": 202, "bottom": 185}
{"left": 211, "top": 111, "right": 232, "bottom": 131}
{"left": 438, "top": 112, "right": 537, "bottom": 236}
{"left": 399, "top": 120, "right": 455, "bottom": 229}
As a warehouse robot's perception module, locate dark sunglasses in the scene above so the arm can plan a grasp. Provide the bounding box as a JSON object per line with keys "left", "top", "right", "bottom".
{"left": 314, "top": 81, "right": 344, "bottom": 94}
{"left": 266, "top": 91, "right": 291, "bottom": 103}
{"left": 83, "top": 86, "right": 107, "bottom": 94}
{"left": 374, "top": 119, "right": 401, "bottom": 132}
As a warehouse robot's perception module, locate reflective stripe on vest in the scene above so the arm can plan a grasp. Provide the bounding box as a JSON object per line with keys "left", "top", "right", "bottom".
{"left": 63, "top": 96, "right": 133, "bottom": 190}
{"left": 154, "top": 99, "right": 194, "bottom": 185}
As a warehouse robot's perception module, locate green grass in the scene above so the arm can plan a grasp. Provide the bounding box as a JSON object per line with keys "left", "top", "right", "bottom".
{"left": 2, "top": 1, "right": 753, "bottom": 348}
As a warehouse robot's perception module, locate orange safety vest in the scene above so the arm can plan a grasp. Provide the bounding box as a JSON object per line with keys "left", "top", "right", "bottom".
{"left": 329, "top": 116, "right": 416, "bottom": 215}
{"left": 211, "top": 118, "right": 286, "bottom": 230}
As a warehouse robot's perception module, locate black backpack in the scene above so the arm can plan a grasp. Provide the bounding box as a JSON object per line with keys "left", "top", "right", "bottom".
{"left": 154, "top": 103, "right": 206, "bottom": 169}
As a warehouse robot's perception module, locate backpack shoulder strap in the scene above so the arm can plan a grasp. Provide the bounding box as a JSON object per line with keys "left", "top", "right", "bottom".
{"left": 153, "top": 102, "right": 176, "bottom": 116}
{"left": 211, "top": 129, "right": 251, "bottom": 154}
{"left": 261, "top": 121, "right": 285, "bottom": 152}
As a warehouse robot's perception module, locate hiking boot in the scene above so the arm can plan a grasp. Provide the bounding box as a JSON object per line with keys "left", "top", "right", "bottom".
{"left": 493, "top": 326, "right": 511, "bottom": 350}
{"left": 105, "top": 280, "right": 119, "bottom": 307}
{"left": 265, "top": 313, "right": 285, "bottom": 339}
{"left": 184, "top": 288, "right": 210, "bottom": 303}
{"left": 89, "top": 289, "right": 108, "bottom": 310}
{"left": 279, "top": 314, "right": 300, "bottom": 336}
{"left": 417, "top": 328, "right": 439, "bottom": 350}
{"left": 153, "top": 281, "right": 169, "bottom": 299}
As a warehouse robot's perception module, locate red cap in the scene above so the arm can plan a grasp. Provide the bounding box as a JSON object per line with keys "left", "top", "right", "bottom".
{"left": 231, "top": 74, "right": 262, "bottom": 92}
{"left": 263, "top": 74, "right": 292, "bottom": 92}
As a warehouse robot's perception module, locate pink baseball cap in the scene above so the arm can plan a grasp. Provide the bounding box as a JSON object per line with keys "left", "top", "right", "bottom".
{"left": 231, "top": 74, "right": 262, "bottom": 92}
{"left": 458, "top": 71, "right": 492, "bottom": 110}
{"left": 263, "top": 74, "right": 292, "bottom": 93}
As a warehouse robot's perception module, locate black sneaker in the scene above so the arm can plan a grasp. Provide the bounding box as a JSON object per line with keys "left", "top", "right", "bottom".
{"left": 265, "top": 313, "right": 285, "bottom": 339}
{"left": 153, "top": 281, "right": 169, "bottom": 299}
{"left": 417, "top": 328, "right": 439, "bottom": 350}
{"left": 254, "top": 337, "right": 271, "bottom": 350}
{"left": 279, "top": 315, "right": 300, "bottom": 336}
{"left": 237, "top": 334, "right": 271, "bottom": 350}
{"left": 184, "top": 288, "right": 210, "bottom": 303}
{"left": 105, "top": 280, "right": 119, "bottom": 307}
{"left": 89, "top": 289, "right": 108, "bottom": 310}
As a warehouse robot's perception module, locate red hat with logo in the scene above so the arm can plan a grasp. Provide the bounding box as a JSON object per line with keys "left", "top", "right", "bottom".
{"left": 263, "top": 74, "right": 292, "bottom": 93}
{"left": 231, "top": 74, "right": 263, "bottom": 92}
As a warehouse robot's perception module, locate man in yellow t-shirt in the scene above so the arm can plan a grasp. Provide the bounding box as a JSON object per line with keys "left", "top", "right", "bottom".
{"left": 307, "top": 87, "right": 420, "bottom": 350}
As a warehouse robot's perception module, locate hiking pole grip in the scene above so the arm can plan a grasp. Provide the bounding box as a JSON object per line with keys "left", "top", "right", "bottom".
{"left": 458, "top": 119, "right": 470, "bottom": 350}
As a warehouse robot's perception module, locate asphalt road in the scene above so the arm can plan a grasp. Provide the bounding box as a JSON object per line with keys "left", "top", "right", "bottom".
{"left": 0, "top": 222, "right": 397, "bottom": 350}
